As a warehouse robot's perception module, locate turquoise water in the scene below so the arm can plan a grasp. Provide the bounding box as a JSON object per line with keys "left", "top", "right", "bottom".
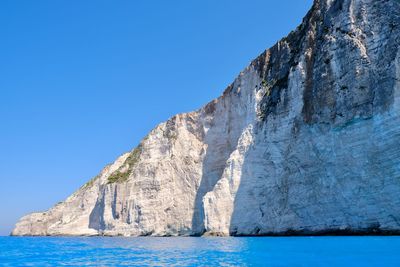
{"left": 1, "top": 236, "right": 399, "bottom": 266}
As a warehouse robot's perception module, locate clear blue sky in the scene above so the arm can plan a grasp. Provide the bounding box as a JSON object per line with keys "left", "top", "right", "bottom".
{"left": 0, "top": 0, "right": 313, "bottom": 235}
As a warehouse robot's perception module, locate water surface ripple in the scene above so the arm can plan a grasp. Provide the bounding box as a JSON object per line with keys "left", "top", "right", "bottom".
{"left": 1, "top": 236, "right": 399, "bottom": 266}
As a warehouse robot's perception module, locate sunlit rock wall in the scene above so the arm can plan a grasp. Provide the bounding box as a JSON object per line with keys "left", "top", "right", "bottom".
{"left": 12, "top": 0, "right": 400, "bottom": 236}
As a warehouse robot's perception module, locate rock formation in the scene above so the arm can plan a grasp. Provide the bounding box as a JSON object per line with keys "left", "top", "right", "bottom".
{"left": 12, "top": 0, "right": 400, "bottom": 236}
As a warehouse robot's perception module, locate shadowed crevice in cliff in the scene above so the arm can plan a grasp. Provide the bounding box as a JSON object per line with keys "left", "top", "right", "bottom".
{"left": 89, "top": 187, "right": 106, "bottom": 231}
{"left": 191, "top": 97, "right": 241, "bottom": 235}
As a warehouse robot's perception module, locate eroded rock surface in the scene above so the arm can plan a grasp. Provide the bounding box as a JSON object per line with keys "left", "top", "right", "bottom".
{"left": 12, "top": 0, "right": 400, "bottom": 236}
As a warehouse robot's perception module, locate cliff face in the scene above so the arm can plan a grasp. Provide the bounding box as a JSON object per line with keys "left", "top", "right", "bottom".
{"left": 12, "top": 0, "right": 400, "bottom": 236}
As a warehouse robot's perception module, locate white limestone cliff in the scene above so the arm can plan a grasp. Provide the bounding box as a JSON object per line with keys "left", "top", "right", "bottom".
{"left": 12, "top": 0, "right": 400, "bottom": 236}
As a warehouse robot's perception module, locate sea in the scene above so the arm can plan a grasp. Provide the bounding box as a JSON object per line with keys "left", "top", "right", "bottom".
{"left": 0, "top": 236, "right": 399, "bottom": 266}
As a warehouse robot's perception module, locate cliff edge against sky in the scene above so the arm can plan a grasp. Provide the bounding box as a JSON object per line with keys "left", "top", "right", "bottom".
{"left": 12, "top": 0, "right": 400, "bottom": 236}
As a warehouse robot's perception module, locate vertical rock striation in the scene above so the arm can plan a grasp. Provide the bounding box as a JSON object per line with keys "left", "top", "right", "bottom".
{"left": 12, "top": 0, "right": 400, "bottom": 236}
